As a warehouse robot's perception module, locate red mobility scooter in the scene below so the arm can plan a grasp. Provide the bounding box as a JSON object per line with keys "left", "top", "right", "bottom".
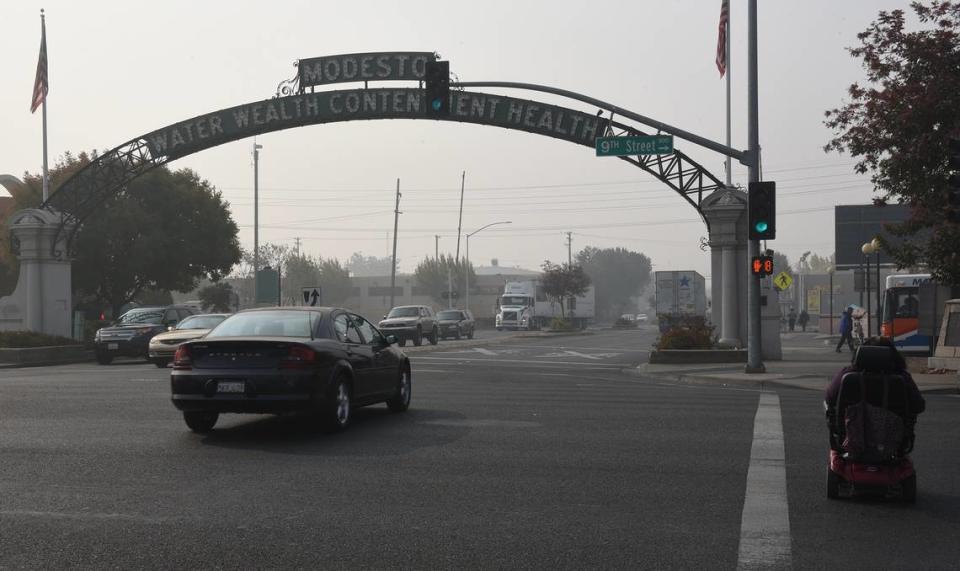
{"left": 825, "top": 346, "right": 918, "bottom": 502}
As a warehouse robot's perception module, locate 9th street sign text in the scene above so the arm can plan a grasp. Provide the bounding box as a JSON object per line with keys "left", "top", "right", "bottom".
{"left": 596, "top": 135, "right": 674, "bottom": 157}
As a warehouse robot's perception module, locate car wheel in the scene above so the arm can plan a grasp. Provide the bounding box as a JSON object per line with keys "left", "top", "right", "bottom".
{"left": 454, "top": 328, "right": 461, "bottom": 340}
{"left": 323, "top": 376, "right": 352, "bottom": 432}
{"left": 183, "top": 411, "right": 218, "bottom": 433}
{"left": 387, "top": 366, "right": 412, "bottom": 413}
{"left": 429, "top": 327, "right": 439, "bottom": 345}
{"left": 826, "top": 468, "right": 841, "bottom": 500}
{"left": 901, "top": 474, "right": 917, "bottom": 504}
{"left": 398, "top": 338, "right": 407, "bottom": 347}
{"left": 153, "top": 358, "right": 170, "bottom": 368}
{"left": 413, "top": 327, "right": 423, "bottom": 346}
{"left": 468, "top": 329, "right": 475, "bottom": 339}
{"left": 96, "top": 353, "right": 113, "bottom": 365}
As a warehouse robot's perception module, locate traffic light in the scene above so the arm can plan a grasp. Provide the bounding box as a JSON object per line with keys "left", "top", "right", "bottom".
{"left": 748, "top": 181, "right": 776, "bottom": 240}
{"left": 751, "top": 254, "right": 774, "bottom": 277}
{"left": 948, "top": 138, "right": 960, "bottom": 222}
{"left": 424, "top": 60, "right": 450, "bottom": 117}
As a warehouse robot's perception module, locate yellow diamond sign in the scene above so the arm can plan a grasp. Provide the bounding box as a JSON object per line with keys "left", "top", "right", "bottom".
{"left": 774, "top": 271, "right": 793, "bottom": 290}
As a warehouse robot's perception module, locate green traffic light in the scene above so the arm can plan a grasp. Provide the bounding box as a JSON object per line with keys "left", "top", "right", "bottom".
{"left": 431, "top": 99, "right": 442, "bottom": 111}
{"left": 755, "top": 221, "right": 768, "bottom": 233}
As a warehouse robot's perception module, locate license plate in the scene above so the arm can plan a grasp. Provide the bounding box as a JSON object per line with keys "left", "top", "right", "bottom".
{"left": 107, "top": 343, "right": 119, "bottom": 350}
{"left": 217, "top": 381, "right": 245, "bottom": 393}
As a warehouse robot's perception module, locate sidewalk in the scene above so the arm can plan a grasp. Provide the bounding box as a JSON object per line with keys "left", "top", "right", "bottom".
{"left": 630, "top": 332, "right": 960, "bottom": 394}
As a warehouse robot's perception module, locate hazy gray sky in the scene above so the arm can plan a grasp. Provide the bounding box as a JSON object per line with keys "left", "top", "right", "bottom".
{"left": 1, "top": 0, "right": 909, "bottom": 281}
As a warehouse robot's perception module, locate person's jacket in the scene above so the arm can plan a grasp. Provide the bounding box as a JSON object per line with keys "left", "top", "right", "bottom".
{"left": 839, "top": 313, "right": 852, "bottom": 335}
{"left": 824, "top": 365, "right": 925, "bottom": 415}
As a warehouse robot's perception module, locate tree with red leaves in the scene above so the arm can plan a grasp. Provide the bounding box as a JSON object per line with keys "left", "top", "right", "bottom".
{"left": 825, "top": 1, "right": 960, "bottom": 285}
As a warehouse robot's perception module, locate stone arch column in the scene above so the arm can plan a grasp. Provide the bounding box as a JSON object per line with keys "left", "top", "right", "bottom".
{"left": 702, "top": 188, "right": 748, "bottom": 348}
{"left": 0, "top": 208, "right": 74, "bottom": 337}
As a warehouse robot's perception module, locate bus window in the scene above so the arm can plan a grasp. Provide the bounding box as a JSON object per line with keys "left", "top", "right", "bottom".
{"left": 883, "top": 289, "right": 919, "bottom": 321}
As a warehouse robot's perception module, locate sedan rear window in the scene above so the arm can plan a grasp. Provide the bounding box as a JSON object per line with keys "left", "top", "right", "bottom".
{"left": 437, "top": 311, "right": 462, "bottom": 320}
{"left": 206, "top": 311, "right": 320, "bottom": 338}
{"left": 177, "top": 315, "right": 228, "bottom": 330}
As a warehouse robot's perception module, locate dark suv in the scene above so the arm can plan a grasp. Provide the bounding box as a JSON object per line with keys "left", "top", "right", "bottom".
{"left": 94, "top": 305, "right": 197, "bottom": 365}
{"left": 437, "top": 309, "right": 475, "bottom": 340}
{"left": 378, "top": 305, "right": 438, "bottom": 346}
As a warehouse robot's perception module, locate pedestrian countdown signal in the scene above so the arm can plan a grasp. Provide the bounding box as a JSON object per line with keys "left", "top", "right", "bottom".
{"left": 751, "top": 255, "right": 774, "bottom": 277}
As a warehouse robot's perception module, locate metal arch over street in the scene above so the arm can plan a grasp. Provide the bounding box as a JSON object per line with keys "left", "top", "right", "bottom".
{"left": 41, "top": 75, "right": 731, "bottom": 255}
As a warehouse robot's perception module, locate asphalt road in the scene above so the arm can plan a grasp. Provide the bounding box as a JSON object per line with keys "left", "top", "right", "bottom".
{"left": 1, "top": 327, "right": 958, "bottom": 569}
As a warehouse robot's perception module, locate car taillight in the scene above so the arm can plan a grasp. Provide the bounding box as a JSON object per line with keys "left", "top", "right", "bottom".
{"left": 280, "top": 345, "right": 316, "bottom": 369}
{"left": 173, "top": 345, "right": 193, "bottom": 370}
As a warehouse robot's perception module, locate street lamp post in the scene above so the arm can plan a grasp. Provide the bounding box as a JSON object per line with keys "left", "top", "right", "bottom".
{"left": 465, "top": 221, "right": 511, "bottom": 314}
{"left": 827, "top": 266, "right": 834, "bottom": 335}
{"left": 862, "top": 241, "right": 879, "bottom": 336}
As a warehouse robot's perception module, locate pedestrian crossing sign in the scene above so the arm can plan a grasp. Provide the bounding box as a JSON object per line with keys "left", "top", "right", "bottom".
{"left": 774, "top": 271, "right": 793, "bottom": 290}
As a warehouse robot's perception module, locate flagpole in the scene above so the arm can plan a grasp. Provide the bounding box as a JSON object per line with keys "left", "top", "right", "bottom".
{"left": 40, "top": 10, "right": 49, "bottom": 203}
{"left": 725, "top": 2, "right": 732, "bottom": 187}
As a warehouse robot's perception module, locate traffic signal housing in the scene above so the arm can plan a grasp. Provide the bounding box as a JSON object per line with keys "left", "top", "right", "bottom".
{"left": 424, "top": 60, "right": 450, "bottom": 117}
{"left": 748, "top": 181, "right": 776, "bottom": 240}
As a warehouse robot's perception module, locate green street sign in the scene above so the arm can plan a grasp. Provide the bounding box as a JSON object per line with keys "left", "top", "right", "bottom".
{"left": 595, "top": 135, "right": 674, "bottom": 157}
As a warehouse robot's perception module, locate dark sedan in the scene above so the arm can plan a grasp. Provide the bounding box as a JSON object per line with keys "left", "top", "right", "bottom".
{"left": 170, "top": 307, "right": 411, "bottom": 433}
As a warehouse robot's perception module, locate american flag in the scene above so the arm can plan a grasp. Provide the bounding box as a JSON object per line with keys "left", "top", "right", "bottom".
{"left": 30, "top": 14, "right": 48, "bottom": 113}
{"left": 716, "top": 0, "right": 729, "bottom": 77}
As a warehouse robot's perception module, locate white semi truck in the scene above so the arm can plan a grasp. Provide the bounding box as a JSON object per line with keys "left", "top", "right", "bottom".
{"left": 495, "top": 280, "right": 596, "bottom": 330}
{"left": 654, "top": 270, "right": 707, "bottom": 332}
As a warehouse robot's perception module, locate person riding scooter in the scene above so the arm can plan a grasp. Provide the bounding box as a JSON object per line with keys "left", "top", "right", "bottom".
{"left": 824, "top": 336, "right": 925, "bottom": 501}
{"left": 825, "top": 336, "right": 925, "bottom": 415}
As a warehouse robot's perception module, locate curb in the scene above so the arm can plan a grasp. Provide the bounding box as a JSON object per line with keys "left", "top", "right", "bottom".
{"left": 622, "top": 367, "right": 960, "bottom": 394}
{"left": 401, "top": 329, "right": 593, "bottom": 354}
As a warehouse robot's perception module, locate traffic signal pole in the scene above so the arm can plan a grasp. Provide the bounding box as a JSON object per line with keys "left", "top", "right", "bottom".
{"left": 746, "top": 0, "right": 764, "bottom": 373}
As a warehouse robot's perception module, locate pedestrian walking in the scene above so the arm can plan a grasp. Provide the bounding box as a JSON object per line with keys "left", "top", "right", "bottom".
{"left": 788, "top": 309, "right": 797, "bottom": 332}
{"left": 798, "top": 309, "right": 809, "bottom": 332}
{"left": 835, "top": 307, "right": 855, "bottom": 352}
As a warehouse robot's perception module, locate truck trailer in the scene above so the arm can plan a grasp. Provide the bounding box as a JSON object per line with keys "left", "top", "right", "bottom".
{"left": 495, "top": 280, "right": 596, "bottom": 330}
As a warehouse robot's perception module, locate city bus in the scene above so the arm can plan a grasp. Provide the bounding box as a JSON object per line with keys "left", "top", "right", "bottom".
{"left": 880, "top": 273, "right": 933, "bottom": 353}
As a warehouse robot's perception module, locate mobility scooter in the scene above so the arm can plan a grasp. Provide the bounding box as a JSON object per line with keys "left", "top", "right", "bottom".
{"left": 825, "top": 346, "right": 918, "bottom": 502}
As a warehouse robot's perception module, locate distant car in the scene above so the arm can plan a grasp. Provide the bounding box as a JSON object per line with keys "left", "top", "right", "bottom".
{"left": 378, "top": 305, "right": 439, "bottom": 346}
{"left": 169, "top": 307, "right": 411, "bottom": 433}
{"left": 636, "top": 313, "right": 649, "bottom": 323}
{"left": 147, "top": 313, "right": 230, "bottom": 368}
{"left": 619, "top": 313, "right": 636, "bottom": 322}
{"left": 94, "top": 305, "right": 198, "bottom": 365}
{"left": 437, "top": 309, "right": 475, "bottom": 340}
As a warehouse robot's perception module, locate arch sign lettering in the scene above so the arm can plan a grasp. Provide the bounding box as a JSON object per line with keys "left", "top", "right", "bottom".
{"left": 43, "top": 51, "right": 722, "bottom": 253}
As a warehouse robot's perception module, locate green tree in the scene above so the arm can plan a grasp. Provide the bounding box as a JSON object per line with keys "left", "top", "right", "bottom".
{"left": 576, "top": 246, "right": 653, "bottom": 319}
{"left": 346, "top": 252, "right": 397, "bottom": 277}
{"left": 198, "top": 282, "right": 236, "bottom": 312}
{"left": 825, "top": 1, "right": 960, "bottom": 285}
{"left": 540, "top": 261, "right": 591, "bottom": 319}
{"left": 772, "top": 251, "right": 792, "bottom": 278}
{"left": 414, "top": 255, "right": 476, "bottom": 304}
{"left": 281, "top": 253, "right": 321, "bottom": 304}
{"left": 796, "top": 252, "right": 834, "bottom": 274}
{"left": 22, "top": 153, "right": 241, "bottom": 315}
{"left": 317, "top": 258, "right": 353, "bottom": 305}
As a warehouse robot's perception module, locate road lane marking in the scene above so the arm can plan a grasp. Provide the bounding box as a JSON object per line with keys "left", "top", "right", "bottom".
{"left": 737, "top": 391, "right": 792, "bottom": 570}
{"left": 472, "top": 347, "right": 497, "bottom": 356}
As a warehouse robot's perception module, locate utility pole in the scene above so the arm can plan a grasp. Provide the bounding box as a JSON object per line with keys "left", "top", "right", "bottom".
{"left": 435, "top": 235, "right": 440, "bottom": 260}
{"left": 566, "top": 232, "right": 573, "bottom": 265}
{"left": 455, "top": 171, "right": 465, "bottom": 260}
{"left": 390, "top": 178, "right": 401, "bottom": 310}
{"left": 745, "top": 0, "right": 764, "bottom": 373}
{"left": 253, "top": 141, "right": 262, "bottom": 306}
{"left": 294, "top": 237, "right": 302, "bottom": 258}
